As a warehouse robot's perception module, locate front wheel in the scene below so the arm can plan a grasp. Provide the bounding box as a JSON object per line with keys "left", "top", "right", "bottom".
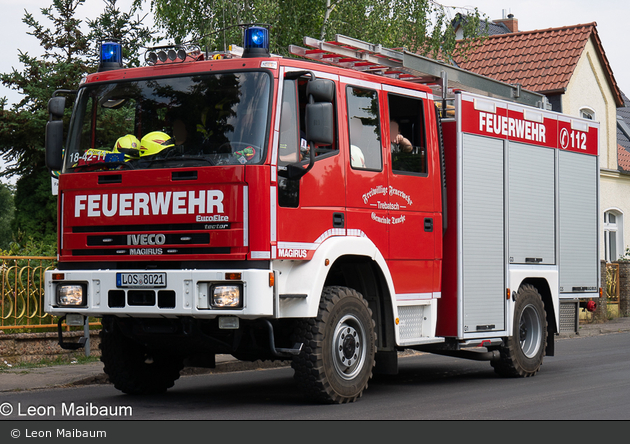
{"left": 100, "top": 322, "right": 184, "bottom": 395}
{"left": 492, "top": 284, "right": 547, "bottom": 377}
{"left": 292, "top": 286, "right": 376, "bottom": 403}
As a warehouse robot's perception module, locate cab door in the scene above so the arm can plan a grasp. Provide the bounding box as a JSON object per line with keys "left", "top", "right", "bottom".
{"left": 275, "top": 72, "right": 344, "bottom": 259}
{"left": 343, "top": 80, "right": 389, "bottom": 259}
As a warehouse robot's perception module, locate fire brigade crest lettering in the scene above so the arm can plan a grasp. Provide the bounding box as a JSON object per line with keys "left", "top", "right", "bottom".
{"left": 363, "top": 185, "right": 411, "bottom": 225}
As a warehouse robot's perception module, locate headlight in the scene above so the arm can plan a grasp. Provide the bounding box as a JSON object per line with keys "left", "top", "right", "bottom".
{"left": 211, "top": 285, "right": 242, "bottom": 308}
{"left": 57, "top": 284, "right": 87, "bottom": 306}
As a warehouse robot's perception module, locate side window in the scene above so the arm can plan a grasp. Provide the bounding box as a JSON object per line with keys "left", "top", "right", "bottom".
{"left": 277, "top": 76, "right": 338, "bottom": 208}
{"left": 346, "top": 86, "right": 381, "bottom": 170}
{"left": 278, "top": 79, "right": 302, "bottom": 165}
{"left": 388, "top": 94, "right": 427, "bottom": 175}
{"left": 277, "top": 79, "right": 301, "bottom": 208}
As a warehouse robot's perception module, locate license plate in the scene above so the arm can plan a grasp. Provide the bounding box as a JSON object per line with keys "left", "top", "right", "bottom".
{"left": 116, "top": 272, "right": 167, "bottom": 288}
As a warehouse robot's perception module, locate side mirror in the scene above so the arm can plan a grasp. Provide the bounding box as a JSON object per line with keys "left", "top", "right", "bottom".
{"left": 307, "top": 78, "right": 335, "bottom": 102}
{"left": 45, "top": 120, "right": 64, "bottom": 171}
{"left": 48, "top": 96, "right": 66, "bottom": 119}
{"left": 45, "top": 96, "right": 67, "bottom": 172}
{"left": 305, "top": 102, "right": 334, "bottom": 145}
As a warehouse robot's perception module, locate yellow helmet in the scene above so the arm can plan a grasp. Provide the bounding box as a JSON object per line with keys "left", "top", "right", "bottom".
{"left": 113, "top": 134, "right": 141, "bottom": 159}
{"left": 140, "top": 131, "right": 175, "bottom": 157}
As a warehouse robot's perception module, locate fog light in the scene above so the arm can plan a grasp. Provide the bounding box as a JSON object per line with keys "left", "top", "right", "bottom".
{"left": 66, "top": 314, "right": 85, "bottom": 326}
{"left": 57, "top": 284, "right": 86, "bottom": 306}
{"left": 218, "top": 316, "right": 239, "bottom": 329}
{"left": 211, "top": 285, "right": 242, "bottom": 308}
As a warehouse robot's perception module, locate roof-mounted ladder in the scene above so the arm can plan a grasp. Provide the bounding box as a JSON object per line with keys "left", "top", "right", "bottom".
{"left": 289, "top": 34, "right": 550, "bottom": 110}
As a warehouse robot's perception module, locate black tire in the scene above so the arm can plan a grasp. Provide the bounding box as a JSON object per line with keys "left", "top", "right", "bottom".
{"left": 491, "top": 284, "right": 547, "bottom": 377}
{"left": 100, "top": 324, "right": 184, "bottom": 395}
{"left": 292, "top": 286, "right": 376, "bottom": 403}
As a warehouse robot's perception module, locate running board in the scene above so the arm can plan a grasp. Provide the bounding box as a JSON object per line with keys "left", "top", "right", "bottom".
{"left": 429, "top": 349, "right": 501, "bottom": 362}
{"left": 262, "top": 319, "right": 303, "bottom": 357}
{"left": 57, "top": 316, "right": 87, "bottom": 350}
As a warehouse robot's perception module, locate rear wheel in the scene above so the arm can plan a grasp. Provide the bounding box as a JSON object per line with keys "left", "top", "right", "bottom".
{"left": 100, "top": 323, "right": 184, "bottom": 395}
{"left": 492, "top": 284, "right": 547, "bottom": 377}
{"left": 292, "top": 286, "right": 376, "bottom": 403}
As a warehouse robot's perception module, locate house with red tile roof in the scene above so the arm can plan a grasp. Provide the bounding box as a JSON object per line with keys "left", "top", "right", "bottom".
{"left": 618, "top": 92, "right": 630, "bottom": 172}
{"left": 453, "top": 17, "right": 627, "bottom": 261}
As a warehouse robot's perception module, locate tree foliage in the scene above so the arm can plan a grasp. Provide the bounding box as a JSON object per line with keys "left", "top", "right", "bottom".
{"left": 0, "top": 0, "right": 152, "bottom": 245}
{"left": 88, "top": 0, "right": 155, "bottom": 67}
{"left": 0, "top": 183, "right": 15, "bottom": 251}
{"left": 144, "top": 0, "right": 486, "bottom": 59}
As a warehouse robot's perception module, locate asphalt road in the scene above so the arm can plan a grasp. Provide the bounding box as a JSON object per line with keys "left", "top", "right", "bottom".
{"left": 1, "top": 332, "right": 629, "bottom": 421}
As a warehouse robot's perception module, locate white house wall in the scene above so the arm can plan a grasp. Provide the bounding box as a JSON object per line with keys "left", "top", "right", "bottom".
{"left": 564, "top": 36, "right": 625, "bottom": 261}
{"left": 564, "top": 37, "right": 617, "bottom": 170}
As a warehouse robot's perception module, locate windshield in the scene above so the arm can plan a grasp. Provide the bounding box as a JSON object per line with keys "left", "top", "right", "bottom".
{"left": 64, "top": 71, "right": 271, "bottom": 171}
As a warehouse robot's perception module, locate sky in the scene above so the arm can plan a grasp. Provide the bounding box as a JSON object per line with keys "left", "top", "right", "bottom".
{"left": 1, "top": 0, "right": 629, "bottom": 181}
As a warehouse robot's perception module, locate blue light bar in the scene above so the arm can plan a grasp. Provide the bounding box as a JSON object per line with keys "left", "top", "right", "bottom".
{"left": 243, "top": 26, "right": 270, "bottom": 58}
{"left": 99, "top": 41, "right": 123, "bottom": 71}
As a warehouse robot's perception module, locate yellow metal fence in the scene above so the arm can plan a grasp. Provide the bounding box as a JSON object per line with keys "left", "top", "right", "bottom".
{"left": 1, "top": 256, "right": 102, "bottom": 333}
{"left": 606, "top": 262, "right": 620, "bottom": 303}
{"left": 1, "top": 256, "right": 58, "bottom": 330}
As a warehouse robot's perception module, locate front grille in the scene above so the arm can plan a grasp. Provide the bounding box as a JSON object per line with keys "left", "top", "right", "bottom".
{"left": 87, "top": 233, "right": 210, "bottom": 246}
{"left": 108, "top": 289, "right": 177, "bottom": 309}
{"left": 128, "top": 290, "right": 156, "bottom": 306}
{"left": 73, "top": 247, "right": 230, "bottom": 256}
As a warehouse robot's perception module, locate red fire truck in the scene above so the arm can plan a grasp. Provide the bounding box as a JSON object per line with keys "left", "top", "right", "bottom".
{"left": 44, "top": 27, "right": 600, "bottom": 403}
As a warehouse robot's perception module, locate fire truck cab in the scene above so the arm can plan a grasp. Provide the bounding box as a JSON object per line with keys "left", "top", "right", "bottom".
{"left": 44, "top": 28, "right": 600, "bottom": 403}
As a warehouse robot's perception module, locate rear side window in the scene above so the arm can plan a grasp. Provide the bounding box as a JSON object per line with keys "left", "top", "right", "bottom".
{"left": 388, "top": 93, "right": 427, "bottom": 175}
{"left": 346, "top": 86, "right": 381, "bottom": 170}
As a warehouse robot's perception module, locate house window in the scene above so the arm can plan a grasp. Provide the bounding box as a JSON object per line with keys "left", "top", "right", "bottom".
{"left": 580, "top": 107, "right": 595, "bottom": 120}
{"left": 604, "top": 210, "right": 623, "bottom": 261}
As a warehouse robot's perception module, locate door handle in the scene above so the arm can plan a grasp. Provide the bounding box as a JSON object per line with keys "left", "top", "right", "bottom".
{"left": 333, "top": 212, "right": 345, "bottom": 228}
{"left": 424, "top": 217, "right": 433, "bottom": 232}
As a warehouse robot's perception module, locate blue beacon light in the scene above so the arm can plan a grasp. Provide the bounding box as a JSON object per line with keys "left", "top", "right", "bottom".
{"left": 98, "top": 41, "right": 123, "bottom": 71}
{"left": 242, "top": 26, "right": 270, "bottom": 58}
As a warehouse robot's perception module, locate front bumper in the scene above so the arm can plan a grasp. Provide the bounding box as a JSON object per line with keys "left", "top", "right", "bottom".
{"left": 45, "top": 268, "right": 275, "bottom": 318}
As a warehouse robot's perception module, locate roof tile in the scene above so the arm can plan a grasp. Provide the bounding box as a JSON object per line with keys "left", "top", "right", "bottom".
{"left": 618, "top": 144, "right": 630, "bottom": 172}
{"left": 454, "top": 23, "right": 605, "bottom": 93}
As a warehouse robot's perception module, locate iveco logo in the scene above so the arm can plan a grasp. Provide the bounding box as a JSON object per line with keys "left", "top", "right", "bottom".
{"left": 127, "top": 234, "right": 166, "bottom": 246}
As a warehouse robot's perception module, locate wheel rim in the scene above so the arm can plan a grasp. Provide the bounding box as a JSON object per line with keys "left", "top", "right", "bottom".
{"left": 332, "top": 313, "right": 367, "bottom": 380}
{"left": 519, "top": 303, "right": 542, "bottom": 358}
